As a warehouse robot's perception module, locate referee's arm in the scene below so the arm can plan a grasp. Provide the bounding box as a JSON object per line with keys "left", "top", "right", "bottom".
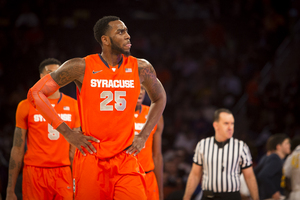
{"left": 183, "top": 163, "right": 203, "bottom": 200}
{"left": 242, "top": 166, "right": 259, "bottom": 200}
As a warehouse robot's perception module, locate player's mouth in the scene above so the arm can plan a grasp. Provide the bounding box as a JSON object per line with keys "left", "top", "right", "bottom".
{"left": 124, "top": 43, "right": 132, "bottom": 49}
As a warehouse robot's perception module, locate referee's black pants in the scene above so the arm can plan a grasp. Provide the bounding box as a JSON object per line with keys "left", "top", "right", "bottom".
{"left": 202, "top": 191, "right": 241, "bottom": 200}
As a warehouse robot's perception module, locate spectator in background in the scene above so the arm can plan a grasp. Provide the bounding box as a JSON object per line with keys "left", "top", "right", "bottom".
{"left": 283, "top": 137, "right": 300, "bottom": 200}
{"left": 254, "top": 134, "right": 276, "bottom": 175}
{"left": 256, "top": 134, "right": 291, "bottom": 200}
{"left": 242, "top": 134, "right": 276, "bottom": 199}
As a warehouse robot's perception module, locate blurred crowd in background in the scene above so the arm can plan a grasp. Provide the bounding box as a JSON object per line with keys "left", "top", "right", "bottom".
{"left": 0, "top": 0, "right": 300, "bottom": 199}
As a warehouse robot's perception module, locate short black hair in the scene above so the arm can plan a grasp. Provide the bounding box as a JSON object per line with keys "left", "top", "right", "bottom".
{"left": 93, "top": 16, "right": 120, "bottom": 46}
{"left": 213, "top": 108, "right": 232, "bottom": 122}
{"left": 269, "top": 133, "right": 289, "bottom": 151}
{"left": 39, "top": 58, "right": 61, "bottom": 74}
{"left": 266, "top": 135, "right": 274, "bottom": 151}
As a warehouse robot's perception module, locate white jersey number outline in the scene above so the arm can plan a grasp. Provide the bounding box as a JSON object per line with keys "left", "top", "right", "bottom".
{"left": 100, "top": 91, "right": 126, "bottom": 111}
{"left": 48, "top": 124, "right": 60, "bottom": 140}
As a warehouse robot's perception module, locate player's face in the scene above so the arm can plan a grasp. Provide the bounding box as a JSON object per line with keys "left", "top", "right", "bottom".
{"left": 214, "top": 112, "right": 234, "bottom": 141}
{"left": 137, "top": 86, "right": 146, "bottom": 106}
{"left": 40, "top": 64, "right": 60, "bottom": 79}
{"left": 280, "top": 138, "right": 291, "bottom": 155}
{"left": 108, "top": 20, "right": 131, "bottom": 56}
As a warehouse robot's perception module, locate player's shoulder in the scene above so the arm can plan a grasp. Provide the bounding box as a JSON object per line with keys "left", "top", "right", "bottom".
{"left": 16, "top": 99, "right": 30, "bottom": 112}
{"left": 136, "top": 58, "right": 150, "bottom": 66}
{"left": 18, "top": 99, "right": 30, "bottom": 107}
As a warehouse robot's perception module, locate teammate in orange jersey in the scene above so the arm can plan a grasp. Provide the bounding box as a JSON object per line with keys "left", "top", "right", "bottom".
{"left": 27, "top": 16, "right": 166, "bottom": 199}
{"left": 134, "top": 85, "right": 164, "bottom": 200}
{"left": 6, "top": 58, "right": 80, "bottom": 200}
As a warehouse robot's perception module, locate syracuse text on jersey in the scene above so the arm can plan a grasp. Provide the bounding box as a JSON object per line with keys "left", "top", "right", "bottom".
{"left": 34, "top": 113, "right": 72, "bottom": 122}
{"left": 91, "top": 79, "right": 135, "bottom": 88}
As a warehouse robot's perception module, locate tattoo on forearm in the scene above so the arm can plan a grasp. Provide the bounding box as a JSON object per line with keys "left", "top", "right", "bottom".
{"left": 7, "top": 174, "right": 12, "bottom": 187}
{"left": 13, "top": 127, "right": 23, "bottom": 147}
{"left": 9, "top": 159, "right": 16, "bottom": 170}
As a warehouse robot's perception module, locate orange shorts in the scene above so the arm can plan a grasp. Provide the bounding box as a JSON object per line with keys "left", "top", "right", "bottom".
{"left": 22, "top": 165, "right": 73, "bottom": 200}
{"left": 73, "top": 149, "right": 147, "bottom": 200}
{"left": 145, "top": 171, "right": 159, "bottom": 200}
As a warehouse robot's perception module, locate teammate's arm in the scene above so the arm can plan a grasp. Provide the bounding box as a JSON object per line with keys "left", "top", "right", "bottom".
{"left": 152, "top": 116, "right": 164, "bottom": 200}
{"left": 183, "top": 164, "right": 203, "bottom": 200}
{"left": 127, "top": 59, "right": 166, "bottom": 155}
{"left": 6, "top": 127, "right": 26, "bottom": 200}
{"left": 69, "top": 127, "right": 80, "bottom": 169}
{"left": 27, "top": 58, "right": 99, "bottom": 156}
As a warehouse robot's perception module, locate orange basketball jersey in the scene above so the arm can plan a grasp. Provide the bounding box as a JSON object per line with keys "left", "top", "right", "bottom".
{"left": 79, "top": 54, "right": 140, "bottom": 159}
{"left": 16, "top": 93, "right": 80, "bottom": 167}
{"left": 134, "top": 105, "right": 157, "bottom": 172}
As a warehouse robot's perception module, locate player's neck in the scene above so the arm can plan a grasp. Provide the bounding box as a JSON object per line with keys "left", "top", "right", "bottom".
{"left": 48, "top": 90, "right": 60, "bottom": 99}
{"left": 101, "top": 52, "right": 122, "bottom": 67}
{"left": 135, "top": 104, "right": 141, "bottom": 112}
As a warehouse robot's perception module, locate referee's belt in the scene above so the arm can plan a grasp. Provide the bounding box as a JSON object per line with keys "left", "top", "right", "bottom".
{"left": 203, "top": 191, "right": 214, "bottom": 199}
{"left": 202, "top": 191, "right": 240, "bottom": 199}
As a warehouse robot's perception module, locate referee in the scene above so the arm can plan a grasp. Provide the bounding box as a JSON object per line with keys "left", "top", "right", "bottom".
{"left": 183, "top": 108, "right": 259, "bottom": 200}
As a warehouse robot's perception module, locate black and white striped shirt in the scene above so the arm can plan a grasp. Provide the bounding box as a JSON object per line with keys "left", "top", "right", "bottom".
{"left": 193, "top": 136, "right": 252, "bottom": 193}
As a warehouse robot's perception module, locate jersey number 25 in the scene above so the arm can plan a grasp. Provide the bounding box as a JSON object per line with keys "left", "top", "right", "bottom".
{"left": 100, "top": 91, "right": 126, "bottom": 111}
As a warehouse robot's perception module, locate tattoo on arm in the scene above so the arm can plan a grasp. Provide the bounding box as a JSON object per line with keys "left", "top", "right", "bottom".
{"left": 138, "top": 60, "right": 156, "bottom": 82}
{"left": 138, "top": 60, "right": 162, "bottom": 101}
{"left": 52, "top": 58, "right": 85, "bottom": 87}
{"left": 9, "top": 159, "right": 16, "bottom": 170}
{"left": 13, "top": 127, "right": 23, "bottom": 147}
{"left": 7, "top": 174, "right": 12, "bottom": 187}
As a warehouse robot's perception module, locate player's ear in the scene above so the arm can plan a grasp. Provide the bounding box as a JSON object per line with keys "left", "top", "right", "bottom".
{"left": 101, "top": 35, "right": 110, "bottom": 46}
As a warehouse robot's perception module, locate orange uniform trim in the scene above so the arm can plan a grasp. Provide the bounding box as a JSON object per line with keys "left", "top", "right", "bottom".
{"left": 27, "top": 74, "right": 64, "bottom": 129}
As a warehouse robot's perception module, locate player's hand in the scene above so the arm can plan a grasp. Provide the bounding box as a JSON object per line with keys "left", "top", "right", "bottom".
{"left": 57, "top": 123, "right": 100, "bottom": 156}
{"left": 65, "top": 129, "right": 100, "bottom": 156}
{"left": 6, "top": 191, "right": 17, "bottom": 200}
{"left": 126, "top": 134, "right": 146, "bottom": 156}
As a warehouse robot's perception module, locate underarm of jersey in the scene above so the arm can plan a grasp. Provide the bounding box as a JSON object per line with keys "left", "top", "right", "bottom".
{"left": 27, "top": 74, "right": 63, "bottom": 129}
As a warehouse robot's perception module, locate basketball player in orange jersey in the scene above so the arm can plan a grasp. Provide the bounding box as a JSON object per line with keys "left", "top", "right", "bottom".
{"left": 6, "top": 58, "right": 80, "bottom": 200}
{"left": 134, "top": 85, "right": 164, "bottom": 200}
{"left": 27, "top": 16, "right": 166, "bottom": 199}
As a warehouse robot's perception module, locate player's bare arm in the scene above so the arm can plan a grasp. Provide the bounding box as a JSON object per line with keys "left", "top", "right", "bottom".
{"left": 6, "top": 127, "right": 26, "bottom": 200}
{"left": 28, "top": 58, "right": 99, "bottom": 156}
{"left": 152, "top": 116, "right": 164, "bottom": 200}
{"left": 126, "top": 59, "right": 166, "bottom": 156}
{"left": 51, "top": 58, "right": 85, "bottom": 87}
{"left": 69, "top": 127, "right": 80, "bottom": 169}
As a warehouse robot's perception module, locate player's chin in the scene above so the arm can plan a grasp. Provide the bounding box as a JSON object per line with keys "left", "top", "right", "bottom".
{"left": 123, "top": 50, "right": 131, "bottom": 57}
